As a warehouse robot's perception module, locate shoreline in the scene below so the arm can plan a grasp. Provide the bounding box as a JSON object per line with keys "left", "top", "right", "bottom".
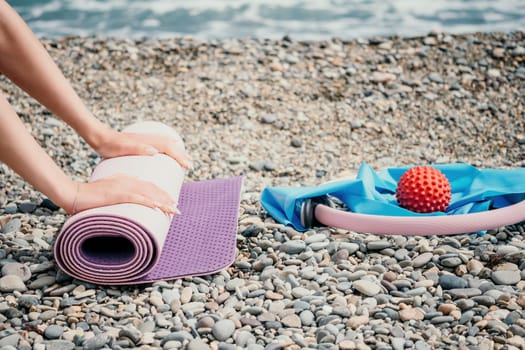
{"left": 0, "top": 31, "right": 524, "bottom": 350}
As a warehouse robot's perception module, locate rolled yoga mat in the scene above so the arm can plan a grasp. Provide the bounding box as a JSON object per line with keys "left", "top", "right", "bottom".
{"left": 54, "top": 121, "right": 243, "bottom": 285}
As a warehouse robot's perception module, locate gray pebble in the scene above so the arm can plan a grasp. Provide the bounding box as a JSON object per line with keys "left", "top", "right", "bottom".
{"left": 440, "top": 257, "right": 462, "bottom": 267}
{"left": 491, "top": 270, "right": 521, "bottom": 285}
{"left": 353, "top": 280, "right": 381, "bottom": 296}
{"left": 367, "top": 241, "right": 392, "bottom": 250}
{"left": 44, "top": 325, "right": 64, "bottom": 340}
{"left": 235, "top": 330, "right": 256, "bottom": 347}
{"left": 279, "top": 240, "right": 306, "bottom": 254}
{"left": 82, "top": 334, "right": 111, "bottom": 350}
{"left": 18, "top": 202, "right": 37, "bottom": 213}
{"left": 0, "top": 275, "right": 27, "bottom": 292}
{"left": 438, "top": 274, "right": 468, "bottom": 289}
{"left": 412, "top": 252, "right": 433, "bottom": 268}
{"left": 212, "top": 319, "right": 235, "bottom": 341}
{"left": 1, "top": 218, "right": 21, "bottom": 233}
{"left": 3, "top": 203, "right": 17, "bottom": 215}
{"left": 300, "top": 310, "right": 315, "bottom": 326}
{"left": 447, "top": 288, "right": 481, "bottom": 298}
{"left": 1, "top": 262, "right": 31, "bottom": 281}
{"left": 415, "top": 340, "right": 430, "bottom": 350}
{"left": 28, "top": 276, "right": 56, "bottom": 289}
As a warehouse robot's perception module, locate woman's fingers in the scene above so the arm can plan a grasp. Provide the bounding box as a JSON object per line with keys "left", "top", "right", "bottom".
{"left": 122, "top": 133, "right": 193, "bottom": 169}
{"left": 72, "top": 175, "right": 180, "bottom": 214}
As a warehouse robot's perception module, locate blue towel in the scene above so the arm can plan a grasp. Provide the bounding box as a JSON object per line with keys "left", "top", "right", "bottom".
{"left": 261, "top": 163, "right": 525, "bottom": 231}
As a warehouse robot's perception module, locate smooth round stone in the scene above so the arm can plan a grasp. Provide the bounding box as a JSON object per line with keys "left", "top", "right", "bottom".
{"left": 44, "top": 325, "right": 64, "bottom": 339}
{"left": 456, "top": 299, "right": 476, "bottom": 310}
{"left": 394, "top": 249, "right": 409, "bottom": 261}
{"left": 3, "top": 203, "right": 17, "bottom": 215}
{"left": 405, "top": 287, "right": 427, "bottom": 296}
{"left": 0, "top": 275, "right": 27, "bottom": 292}
{"left": 491, "top": 270, "right": 521, "bottom": 285}
{"left": 279, "top": 240, "right": 306, "bottom": 254}
{"left": 353, "top": 280, "right": 381, "bottom": 296}
{"left": 235, "top": 330, "right": 256, "bottom": 347}
{"left": 187, "top": 339, "right": 211, "bottom": 350}
{"left": 83, "top": 334, "right": 111, "bottom": 350}
{"left": 339, "top": 242, "right": 359, "bottom": 254}
{"left": 415, "top": 340, "right": 430, "bottom": 350}
{"left": 310, "top": 241, "right": 330, "bottom": 250}
{"left": 0, "top": 334, "right": 21, "bottom": 348}
{"left": 367, "top": 241, "right": 392, "bottom": 250}
{"left": 305, "top": 234, "right": 327, "bottom": 244}
{"left": 18, "top": 202, "right": 37, "bottom": 213}
{"left": 292, "top": 287, "right": 312, "bottom": 298}
{"left": 466, "top": 260, "right": 484, "bottom": 275}
{"left": 496, "top": 245, "right": 520, "bottom": 255}
{"left": 383, "top": 307, "right": 399, "bottom": 321}
{"left": 332, "top": 248, "right": 348, "bottom": 263}
{"left": 391, "top": 337, "right": 405, "bottom": 350}
{"left": 1, "top": 262, "right": 32, "bottom": 281}
{"left": 472, "top": 296, "right": 496, "bottom": 306}
{"left": 293, "top": 300, "right": 310, "bottom": 311}
{"left": 504, "top": 311, "right": 521, "bottom": 325}
{"left": 225, "top": 278, "right": 245, "bottom": 291}
{"left": 430, "top": 316, "right": 455, "bottom": 324}
{"left": 212, "top": 320, "right": 235, "bottom": 341}
{"left": 281, "top": 314, "right": 301, "bottom": 328}
{"left": 440, "top": 257, "right": 462, "bottom": 267}
{"left": 300, "top": 310, "right": 315, "bottom": 326}
{"left": 1, "top": 218, "right": 21, "bottom": 233}
{"left": 162, "top": 289, "right": 179, "bottom": 305}
{"left": 438, "top": 274, "right": 468, "bottom": 289}
{"left": 28, "top": 276, "right": 56, "bottom": 289}
{"left": 459, "top": 310, "right": 475, "bottom": 325}
{"left": 447, "top": 288, "right": 481, "bottom": 298}
{"left": 412, "top": 253, "right": 433, "bottom": 268}
{"left": 197, "top": 316, "right": 216, "bottom": 329}
{"left": 335, "top": 282, "right": 352, "bottom": 292}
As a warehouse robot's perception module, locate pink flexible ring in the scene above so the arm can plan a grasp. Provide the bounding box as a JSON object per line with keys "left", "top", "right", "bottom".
{"left": 311, "top": 200, "right": 525, "bottom": 236}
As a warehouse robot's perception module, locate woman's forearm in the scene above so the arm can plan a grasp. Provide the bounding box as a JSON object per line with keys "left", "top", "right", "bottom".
{"left": 0, "top": 0, "right": 107, "bottom": 148}
{"left": 0, "top": 92, "right": 76, "bottom": 210}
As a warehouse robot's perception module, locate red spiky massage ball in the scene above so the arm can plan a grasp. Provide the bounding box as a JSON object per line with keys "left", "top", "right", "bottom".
{"left": 396, "top": 166, "right": 451, "bottom": 213}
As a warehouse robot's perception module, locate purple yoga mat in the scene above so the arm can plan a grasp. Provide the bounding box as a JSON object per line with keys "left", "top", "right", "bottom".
{"left": 53, "top": 121, "right": 243, "bottom": 285}
{"left": 55, "top": 176, "right": 243, "bottom": 285}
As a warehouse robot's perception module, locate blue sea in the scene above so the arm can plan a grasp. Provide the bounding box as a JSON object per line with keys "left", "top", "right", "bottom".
{"left": 13, "top": 0, "right": 525, "bottom": 40}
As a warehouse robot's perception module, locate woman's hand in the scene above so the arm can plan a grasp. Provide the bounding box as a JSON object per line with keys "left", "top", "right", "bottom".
{"left": 64, "top": 175, "right": 180, "bottom": 215}
{"left": 92, "top": 129, "right": 193, "bottom": 170}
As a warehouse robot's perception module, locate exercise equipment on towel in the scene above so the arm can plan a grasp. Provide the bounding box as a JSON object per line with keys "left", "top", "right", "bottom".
{"left": 54, "top": 121, "right": 243, "bottom": 285}
{"left": 261, "top": 162, "right": 525, "bottom": 236}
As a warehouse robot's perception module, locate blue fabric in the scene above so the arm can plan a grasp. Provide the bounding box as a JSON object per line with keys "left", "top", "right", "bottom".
{"left": 261, "top": 163, "right": 525, "bottom": 231}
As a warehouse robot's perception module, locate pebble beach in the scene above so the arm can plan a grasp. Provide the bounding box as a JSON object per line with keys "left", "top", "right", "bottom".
{"left": 0, "top": 31, "right": 525, "bottom": 350}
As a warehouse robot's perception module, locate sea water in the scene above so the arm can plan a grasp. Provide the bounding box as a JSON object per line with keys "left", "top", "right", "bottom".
{"left": 13, "top": 0, "right": 525, "bottom": 40}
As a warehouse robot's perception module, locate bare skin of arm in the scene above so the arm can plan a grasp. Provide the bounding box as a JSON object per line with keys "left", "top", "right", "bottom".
{"left": 0, "top": 0, "right": 191, "bottom": 214}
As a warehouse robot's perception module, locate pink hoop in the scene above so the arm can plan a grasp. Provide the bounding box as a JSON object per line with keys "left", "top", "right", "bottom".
{"left": 314, "top": 200, "right": 525, "bottom": 236}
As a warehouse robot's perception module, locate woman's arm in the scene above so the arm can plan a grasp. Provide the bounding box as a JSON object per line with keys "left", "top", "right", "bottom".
{"left": 0, "top": 0, "right": 186, "bottom": 214}
{"left": 0, "top": 92, "right": 178, "bottom": 214}
{"left": 0, "top": 0, "right": 192, "bottom": 168}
